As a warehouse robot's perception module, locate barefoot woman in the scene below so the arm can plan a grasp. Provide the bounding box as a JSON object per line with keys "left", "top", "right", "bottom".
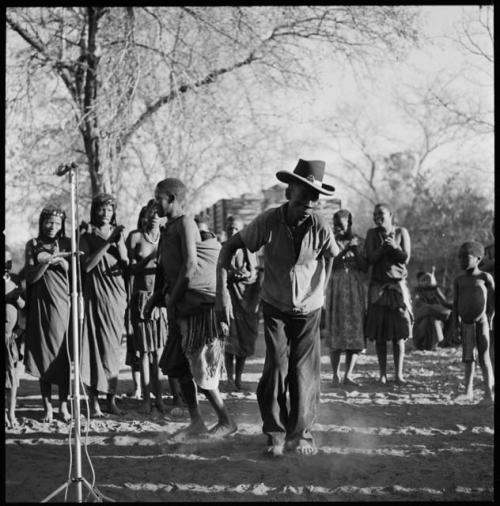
{"left": 126, "top": 200, "right": 168, "bottom": 414}
{"left": 365, "top": 203, "right": 412, "bottom": 385}
{"left": 24, "top": 205, "right": 71, "bottom": 422}
{"left": 80, "top": 194, "right": 128, "bottom": 416}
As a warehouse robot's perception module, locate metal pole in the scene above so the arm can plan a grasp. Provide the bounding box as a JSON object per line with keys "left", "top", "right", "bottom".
{"left": 69, "top": 167, "right": 83, "bottom": 503}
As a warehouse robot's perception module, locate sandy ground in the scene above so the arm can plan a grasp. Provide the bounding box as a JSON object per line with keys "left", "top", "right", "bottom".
{"left": 4, "top": 329, "right": 494, "bottom": 502}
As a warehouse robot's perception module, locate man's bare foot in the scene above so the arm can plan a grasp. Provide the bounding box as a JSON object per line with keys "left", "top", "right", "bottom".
{"left": 171, "top": 420, "right": 208, "bottom": 442}
{"left": 293, "top": 438, "right": 318, "bottom": 456}
{"left": 5, "top": 411, "right": 11, "bottom": 428}
{"left": 378, "top": 375, "right": 388, "bottom": 385}
{"left": 265, "top": 435, "right": 285, "bottom": 457}
{"left": 465, "top": 390, "right": 474, "bottom": 402}
{"left": 265, "top": 443, "right": 285, "bottom": 457}
{"left": 208, "top": 421, "right": 238, "bottom": 438}
{"left": 59, "top": 404, "right": 72, "bottom": 423}
{"left": 42, "top": 407, "right": 54, "bottom": 423}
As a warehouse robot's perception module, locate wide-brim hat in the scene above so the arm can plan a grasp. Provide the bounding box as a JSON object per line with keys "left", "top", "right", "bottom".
{"left": 276, "top": 158, "right": 335, "bottom": 195}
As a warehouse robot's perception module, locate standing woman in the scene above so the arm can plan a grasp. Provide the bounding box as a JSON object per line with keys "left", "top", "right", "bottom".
{"left": 24, "top": 205, "right": 71, "bottom": 422}
{"left": 365, "top": 203, "right": 412, "bottom": 385}
{"left": 324, "top": 209, "right": 368, "bottom": 386}
{"left": 80, "top": 194, "right": 128, "bottom": 416}
{"left": 126, "top": 200, "right": 168, "bottom": 414}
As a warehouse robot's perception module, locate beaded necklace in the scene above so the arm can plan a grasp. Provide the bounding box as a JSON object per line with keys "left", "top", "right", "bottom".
{"left": 143, "top": 228, "right": 160, "bottom": 244}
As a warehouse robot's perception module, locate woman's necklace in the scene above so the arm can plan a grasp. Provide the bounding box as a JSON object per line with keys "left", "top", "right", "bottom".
{"left": 143, "top": 228, "right": 160, "bottom": 244}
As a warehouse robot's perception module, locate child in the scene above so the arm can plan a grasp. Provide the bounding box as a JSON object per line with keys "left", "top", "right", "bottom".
{"left": 146, "top": 178, "right": 236, "bottom": 441}
{"left": 5, "top": 250, "right": 25, "bottom": 428}
{"left": 413, "top": 269, "right": 453, "bottom": 350}
{"left": 453, "top": 241, "right": 495, "bottom": 404}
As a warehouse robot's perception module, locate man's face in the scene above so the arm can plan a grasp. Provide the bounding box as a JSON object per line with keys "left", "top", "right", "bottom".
{"left": 154, "top": 190, "right": 172, "bottom": 217}
{"left": 42, "top": 216, "right": 63, "bottom": 239}
{"left": 458, "top": 250, "right": 480, "bottom": 271}
{"left": 288, "top": 183, "right": 319, "bottom": 219}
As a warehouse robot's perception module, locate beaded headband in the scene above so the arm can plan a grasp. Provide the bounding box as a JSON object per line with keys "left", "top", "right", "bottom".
{"left": 40, "top": 206, "right": 66, "bottom": 220}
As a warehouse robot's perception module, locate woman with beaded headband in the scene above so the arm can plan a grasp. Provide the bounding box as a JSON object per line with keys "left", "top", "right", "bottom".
{"left": 79, "top": 193, "right": 129, "bottom": 417}
{"left": 126, "top": 199, "right": 168, "bottom": 414}
{"left": 24, "top": 204, "right": 72, "bottom": 423}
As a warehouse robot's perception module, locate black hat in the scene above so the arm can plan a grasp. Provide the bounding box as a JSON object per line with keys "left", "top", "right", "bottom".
{"left": 276, "top": 159, "right": 335, "bottom": 195}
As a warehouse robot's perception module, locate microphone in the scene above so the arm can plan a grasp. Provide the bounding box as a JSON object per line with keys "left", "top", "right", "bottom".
{"left": 55, "top": 162, "right": 78, "bottom": 177}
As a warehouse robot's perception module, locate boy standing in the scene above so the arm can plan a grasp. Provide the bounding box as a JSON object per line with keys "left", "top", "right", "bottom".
{"left": 453, "top": 241, "right": 495, "bottom": 404}
{"left": 146, "top": 178, "right": 236, "bottom": 440}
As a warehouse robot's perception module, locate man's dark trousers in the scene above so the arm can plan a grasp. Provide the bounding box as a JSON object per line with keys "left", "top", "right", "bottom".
{"left": 257, "top": 301, "right": 322, "bottom": 445}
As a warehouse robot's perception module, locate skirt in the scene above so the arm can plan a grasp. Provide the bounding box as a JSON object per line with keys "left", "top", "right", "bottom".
{"left": 130, "top": 290, "right": 168, "bottom": 353}
{"left": 365, "top": 282, "right": 413, "bottom": 342}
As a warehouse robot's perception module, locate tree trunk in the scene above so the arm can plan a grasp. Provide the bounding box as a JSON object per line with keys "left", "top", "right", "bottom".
{"left": 81, "top": 7, "right": 110, "bottom": 197}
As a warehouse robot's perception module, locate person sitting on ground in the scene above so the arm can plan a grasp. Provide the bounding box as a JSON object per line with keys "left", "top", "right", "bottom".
{"left": 413, "top": 268, "right": 453, "bottom": 351}
{"left": 145, "top": 178, "right": 236, "bottom": 441}
{"left": 453, "top": 241, "right": 495, "bottom": 404}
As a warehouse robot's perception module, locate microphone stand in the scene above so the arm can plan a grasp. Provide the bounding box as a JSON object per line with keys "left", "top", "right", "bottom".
{"left": 41, "top": 165, "right": 108, "bottom": 503}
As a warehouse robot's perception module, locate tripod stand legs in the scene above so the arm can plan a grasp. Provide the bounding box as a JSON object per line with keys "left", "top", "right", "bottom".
{"left": 41, "top": 476, "right": 108, "bottom": 503}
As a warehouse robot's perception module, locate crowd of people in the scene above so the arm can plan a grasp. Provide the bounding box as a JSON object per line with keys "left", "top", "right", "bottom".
{"left": 4, "top": 158, "right": 495, "bottom": 457}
